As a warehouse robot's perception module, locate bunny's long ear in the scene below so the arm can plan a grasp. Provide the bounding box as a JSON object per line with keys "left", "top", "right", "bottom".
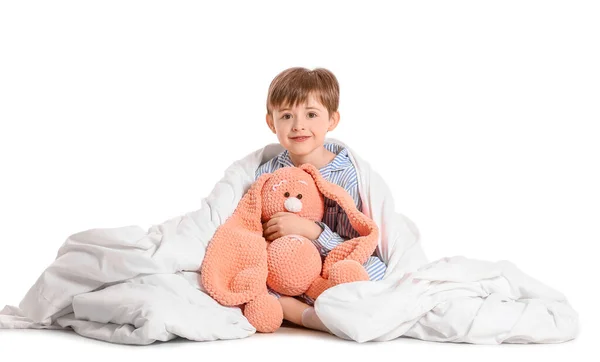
{"left": 200, "top": 172, "right": 272, "bottom": 306}
{"left": 233, "top": 172, "right": 272, "bottom": 233}
{"left": 300, "top": 163, "right": 379, "bottom": 279}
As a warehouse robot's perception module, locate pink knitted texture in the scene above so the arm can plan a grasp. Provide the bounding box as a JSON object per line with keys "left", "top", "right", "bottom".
{"left": 200, "top": 163, "right": 379, "bottom": 333}
{"left": 267, "top": 234, "right": 322, "bottom": 296}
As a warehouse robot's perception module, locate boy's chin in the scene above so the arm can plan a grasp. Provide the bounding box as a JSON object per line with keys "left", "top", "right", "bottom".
{"left": 286, "top": 142, "right": 316, "bottom": 154}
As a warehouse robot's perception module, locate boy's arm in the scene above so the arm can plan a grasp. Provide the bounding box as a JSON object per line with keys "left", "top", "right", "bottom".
{"left": 312, "top": 221, "right": 345, "bottom": 255}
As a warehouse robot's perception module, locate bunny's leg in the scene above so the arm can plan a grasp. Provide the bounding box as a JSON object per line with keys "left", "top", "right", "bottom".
{"left": 328, "top": 259, "right": 369, "bottom": 286}
{"left": 304, "top": 275, "right": 331, "bottom": 300}
{"left": 244, "top": 293, "right": 283, "bottom": 333}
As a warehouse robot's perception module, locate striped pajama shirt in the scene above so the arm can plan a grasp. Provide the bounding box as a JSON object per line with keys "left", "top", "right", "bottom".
{"left": 255, "top": 143, "right": 387, "bottom": 305}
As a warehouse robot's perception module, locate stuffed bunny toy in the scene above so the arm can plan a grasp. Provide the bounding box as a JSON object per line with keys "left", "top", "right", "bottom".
{"left": 200, "top": 163, "right": 379, "bottom": 333}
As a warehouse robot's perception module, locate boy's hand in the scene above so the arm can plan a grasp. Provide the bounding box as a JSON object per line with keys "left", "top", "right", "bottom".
{"left": 262, "top": 212, "right": 322, "bottom": 242}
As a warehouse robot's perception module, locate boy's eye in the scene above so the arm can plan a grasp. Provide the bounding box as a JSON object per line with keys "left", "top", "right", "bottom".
{"left": 281, "top": 113, "right": 317, "bottom": 119}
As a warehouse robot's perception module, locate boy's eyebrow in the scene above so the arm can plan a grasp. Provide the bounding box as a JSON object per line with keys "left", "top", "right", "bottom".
{"left": 279, "top": 106, "right": 322, "bottom": 112}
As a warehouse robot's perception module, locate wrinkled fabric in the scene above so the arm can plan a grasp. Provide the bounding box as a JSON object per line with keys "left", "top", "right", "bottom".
{"left": 0, "top": 138, "right": 579, "bottom": 344}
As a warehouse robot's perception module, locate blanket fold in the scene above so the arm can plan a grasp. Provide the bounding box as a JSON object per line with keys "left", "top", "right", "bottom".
{"left": 0, "top": 138, "right": 579, "bottom": 345}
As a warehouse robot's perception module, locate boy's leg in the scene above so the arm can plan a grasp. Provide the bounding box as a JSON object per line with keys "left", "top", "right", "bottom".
{"left": 279, "top": 296, "right": 330, "bottom": 333}
{"left": 269, "top": 289, "right": 314, "bottom": 328}
{"left": 278, "top": 296, "right": 310, "bottom": 326}
{"left": 301, "top": 305, "right": 330, "bottom": 333}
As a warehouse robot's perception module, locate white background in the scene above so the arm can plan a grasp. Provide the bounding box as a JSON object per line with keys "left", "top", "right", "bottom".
{"left": 0, "top": 0, "right": 598, "bottom": 360}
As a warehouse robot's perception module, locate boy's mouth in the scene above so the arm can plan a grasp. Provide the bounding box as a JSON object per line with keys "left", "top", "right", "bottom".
{"left": 290, "top": 136, "right": 310, "bottom": 142}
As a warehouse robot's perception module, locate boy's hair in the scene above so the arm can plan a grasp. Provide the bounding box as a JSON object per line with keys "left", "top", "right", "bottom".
{"left": 266, "top": 67, "right": 340, "bottom": 118}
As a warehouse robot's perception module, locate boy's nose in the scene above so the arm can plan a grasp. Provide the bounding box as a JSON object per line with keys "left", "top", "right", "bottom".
{"left": 284, "top": 197, "right": 302, "bottom": 213}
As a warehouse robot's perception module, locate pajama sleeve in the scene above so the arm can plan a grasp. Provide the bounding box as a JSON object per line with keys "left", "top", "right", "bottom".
{"left": 312, "top": 221, "right": 344, "bottom": 255}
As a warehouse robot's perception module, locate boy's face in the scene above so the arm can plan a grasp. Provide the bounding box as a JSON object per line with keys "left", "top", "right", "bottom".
{"left": 266, "top": 92, "right": 340, "bottom": 157}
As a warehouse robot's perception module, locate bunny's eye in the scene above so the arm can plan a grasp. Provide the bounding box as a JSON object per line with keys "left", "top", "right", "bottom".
{"left": 284, "top": 192, "right": 290, "bottom": 197}
{"left": 297, "top": 194, "right": 302, "bottom": 199}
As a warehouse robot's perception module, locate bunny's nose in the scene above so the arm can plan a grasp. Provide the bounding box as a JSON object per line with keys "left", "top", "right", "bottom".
{"left": 284, "top": 197, "right": 303, "bottom": 213}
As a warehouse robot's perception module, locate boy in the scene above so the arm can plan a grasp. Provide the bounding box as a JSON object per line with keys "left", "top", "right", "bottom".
{"left": 255, "top": 67, "right": 387, "bottom": 333}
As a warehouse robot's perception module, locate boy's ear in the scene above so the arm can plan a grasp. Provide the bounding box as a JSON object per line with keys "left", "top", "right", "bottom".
{"left": 327, "top": 111, "right": 340, "bottom": 132}
{"left": 266, "top": 113, "right": 276, "bottom": 134}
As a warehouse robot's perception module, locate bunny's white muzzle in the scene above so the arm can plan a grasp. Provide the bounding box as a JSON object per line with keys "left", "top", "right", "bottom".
{"left": 284, "top": 197, "right": 303, "bottom": 213}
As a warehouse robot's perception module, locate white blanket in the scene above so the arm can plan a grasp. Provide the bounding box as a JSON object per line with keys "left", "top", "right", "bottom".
{"left": 0, "top": 138, "right": 579, "bottom": 345}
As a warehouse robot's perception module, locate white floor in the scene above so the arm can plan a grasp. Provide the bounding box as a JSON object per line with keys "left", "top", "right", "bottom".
{"left": 0, "top": 321, "right": 586, "bottom": 362}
